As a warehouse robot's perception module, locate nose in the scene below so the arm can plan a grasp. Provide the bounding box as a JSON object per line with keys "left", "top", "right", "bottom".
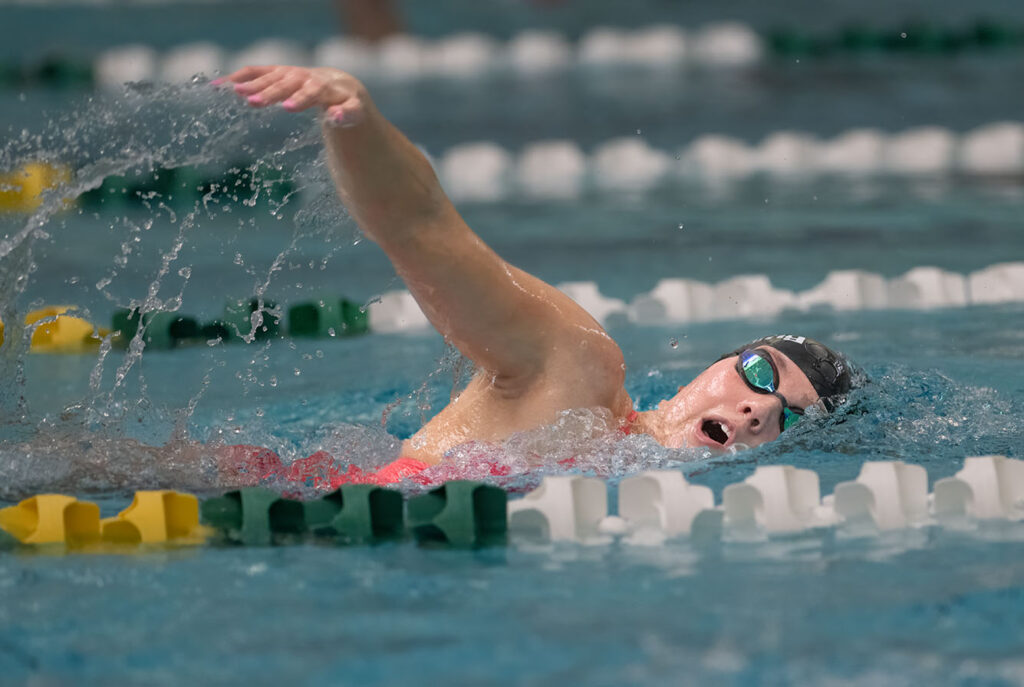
{"left": 737, "top": 395, "right": 782, "bottom": 435}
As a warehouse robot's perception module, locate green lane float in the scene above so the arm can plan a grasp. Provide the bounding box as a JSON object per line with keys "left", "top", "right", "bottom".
{"left": 200, "top": 487, "right": 306, "bottom": 546}
{"left": 73, "top": 162, "right": 298, "bottom": 213}
{"left": 223, "top": 298, "right": 282, "bottom": 342}
{"left": 303, "top": 484, "right": 404, "bottom": 543}
{"left": 110, "top": 296, "right": 366, "bottom": 352}
{"left": 407, "top": 481, "right": 508, "bottom": 548}
{"left": 111, "top": 308, "right": 201, "bottom": 350}
{"left": 766, "top": 20, "right": 1024, "bottom": 58}
{"left": 288, "top": 298, "right": 368, "bottom": 338}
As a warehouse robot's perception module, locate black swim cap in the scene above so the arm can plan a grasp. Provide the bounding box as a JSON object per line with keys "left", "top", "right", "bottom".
{"left": 719, "top": 334, "right": 852, "bottom": 411}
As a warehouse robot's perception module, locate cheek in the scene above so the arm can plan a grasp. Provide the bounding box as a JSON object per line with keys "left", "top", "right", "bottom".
{"left": 690, "top": 364, "right": 737, "bottom": 406}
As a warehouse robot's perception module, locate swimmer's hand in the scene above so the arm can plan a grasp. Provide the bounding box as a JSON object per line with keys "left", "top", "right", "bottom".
{"left": 216, "top": 65, "right": 372, "bottom": 127}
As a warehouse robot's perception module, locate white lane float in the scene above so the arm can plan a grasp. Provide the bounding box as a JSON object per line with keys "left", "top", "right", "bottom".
{"left": 591, "top": 138, "right": 672, "bottom": 193}
{"left": 933, "top": 456, "right": 1024, "bottom": 521}
{"left": 95, "top": 45, "right": 158, "bottom": 90}
{"left": 959, "top": 122, "right": 1024, "bottom": 176}
{"left": 678, "top": 135, "right": 757, "bottom": 180}
{"left": 515, "top": 141, "right": 587, "bottom": 200}
{"left": 314, "top": 37, "right": 377, "bottom": 78}
{"left": 829, "top": 461, "right": 929, "bottom": 531}
{"left": 689, "top": 22, "right": 763, "bottom": 67}
{"left": 883, "top": 126, "right": 957, "bottom": 175}
{"left": 618, "top": 470, "right": 722, "bottom": 541}
{"left": 439, "top": 142, "right": 512, "bottom": 203}
{"left": 722, "top": 465, "right": 831, "bottom": 537}
{"left": 366, "top": 290, "right": 430, "bottom": 333}
{"left": 968, "top": 263, "right": 1024, "bottom": 306}
{"left": 507, "top": 475, "right": 608, "bottom": 542}
{"left": 428, "top": 33, "right": 499, "bottom": 79}
{"left": 753, "top": 132, "right": 819, "bottom": 176}
{"left": 160, "top": 42, "right": 224, "bottom": 83}
{"left": 628, "top": 278, "right": 716, "bottom": 326}
{"left": 812, "top": 129, "right": 886, "bottom": 175}
{"left": 504, "top": 30, "right": 573, "bottom": 75}
{"left": 227, "top": 39, "right": 308, "bottom": 76}
{"left": 887, "top": 267, "right": 968, "bottom": 310}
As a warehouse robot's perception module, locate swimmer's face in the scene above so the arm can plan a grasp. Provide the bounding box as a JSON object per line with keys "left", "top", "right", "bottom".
{"left": 656, "top": 348, "right": 820, "bottom": 451}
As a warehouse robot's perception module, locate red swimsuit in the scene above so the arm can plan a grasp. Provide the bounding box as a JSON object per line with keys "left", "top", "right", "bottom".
{"left": 223, "top": 410, "right": 640, "bottom": 489}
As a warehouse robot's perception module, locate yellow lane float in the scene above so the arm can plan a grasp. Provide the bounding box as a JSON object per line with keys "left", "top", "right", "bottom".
{"left": 0, "top": 494, "right": 101, "bottom": 547}
{"left": 0, "top": 306, "right": 109, "bottom": 353}
{"left": 0, "top": 162, "right": 72, "bottom": 213}
{"left": 101, "top": 490, "right": 210, "bottom": 546}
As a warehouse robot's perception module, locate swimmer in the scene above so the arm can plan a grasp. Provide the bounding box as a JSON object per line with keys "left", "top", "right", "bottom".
{"left": 216, "top": 65, "right": 852, "bottom": 480}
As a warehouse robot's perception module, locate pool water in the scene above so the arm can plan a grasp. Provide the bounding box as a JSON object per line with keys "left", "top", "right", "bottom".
{"left": 3, "top": 2, "right": 1024, "bottom": 685}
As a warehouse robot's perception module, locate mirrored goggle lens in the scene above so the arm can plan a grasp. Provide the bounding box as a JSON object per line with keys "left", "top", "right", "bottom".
{"left": 740, "top": 352, "right": 777, "bottom": 393}
{"left": 781, "top": 408, "right": 802, "bottom": 431}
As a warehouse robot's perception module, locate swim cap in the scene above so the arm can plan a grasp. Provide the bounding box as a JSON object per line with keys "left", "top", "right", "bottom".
{"left": 719, "top": 334, "right": 852, "bottom": 411}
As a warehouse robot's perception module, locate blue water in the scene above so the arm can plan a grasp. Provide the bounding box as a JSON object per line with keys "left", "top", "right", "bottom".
{"left": 3, "top": 2, "right": 1024, "bottom": 685}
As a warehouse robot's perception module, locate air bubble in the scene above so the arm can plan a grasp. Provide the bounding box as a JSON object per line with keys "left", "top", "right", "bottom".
{"left": 669, "top": 338, "right": 679, "bottom": 349}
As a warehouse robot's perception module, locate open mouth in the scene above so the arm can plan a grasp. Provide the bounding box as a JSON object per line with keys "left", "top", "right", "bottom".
{"left": 701, "top": 419, "right": 731, "bottom": 446}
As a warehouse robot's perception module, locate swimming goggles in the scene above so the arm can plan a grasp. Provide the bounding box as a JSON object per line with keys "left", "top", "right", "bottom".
{"left": 735, "top": 349, "right": 804, "bottom": 432}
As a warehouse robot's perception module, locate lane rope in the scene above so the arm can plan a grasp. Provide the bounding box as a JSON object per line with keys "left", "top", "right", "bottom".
{"left": 1, "top": 455, "right": 1020, "bottom": 551}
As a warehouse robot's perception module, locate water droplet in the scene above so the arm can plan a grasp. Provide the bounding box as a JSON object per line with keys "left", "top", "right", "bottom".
{"left": 635, "top": 129, "right": 642, "bottom": 135}
{"left": 233, "top": 252, "right": 244, "bottom": 265}
{"left": 669, "top": 338, "right": 679, "bottom": 349}
{"left": 269, "top": 376, "right": 278, "bottom": 387}
{"left": 293, "top": 368, "right": 301, "bottom": 377}
{"left": 900, "top": 32, "right": 907, "bottom": 39}
{"left": 677, "top": 223, "right": 684, "bottom": 230}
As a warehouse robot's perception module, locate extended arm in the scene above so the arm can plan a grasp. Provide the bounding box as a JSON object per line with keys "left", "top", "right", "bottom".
{"left": 221, "top": 66, "right": 620, "bottom": 387}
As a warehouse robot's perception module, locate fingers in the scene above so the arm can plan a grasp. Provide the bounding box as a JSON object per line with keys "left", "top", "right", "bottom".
{"left": 281, "top": 79, "right": 329, "bottom": 112}
{"left": 244, "top": 71, "right": 308, "bottom": 107}
{"left": 231, "top": 68, "right": 288, "bottom": 97}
